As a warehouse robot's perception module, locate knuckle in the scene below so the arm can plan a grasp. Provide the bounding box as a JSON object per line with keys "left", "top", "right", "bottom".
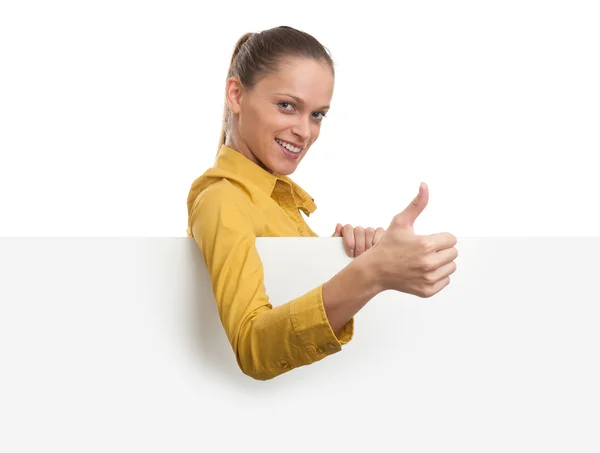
{"left": 423, "top": 272, "right": 436, "bottom": 284}
{"left": 420, "top": 257, "right": 435, "bottom": 272}
{"left": 392, "top": 215, "right": 404, "bottom": 227}
{"left": 419, "top": 285, "right": 435, "bottom": 298}
{"left": 426, "top": 285, "right": 437, "bottom": 298}
{"left": 418, "top": 237, "right": 433, "bottom": 251}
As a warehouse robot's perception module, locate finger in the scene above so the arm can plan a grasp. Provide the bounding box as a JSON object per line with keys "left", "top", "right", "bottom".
{"left": 373, "top": 227, "right": 385, "bottom": 245}
{"left": 365, "top": 227, "right": 376, "bottom": 248}
{"left": 332, "top": 223, "right": 343, "bottom": 237}
{"left": 354, "top": 226, "right": 366, "bottom": 257}
{"left": 424, "top": 276, "right": 452, "bottom": 298}
{"left": 391, "top": 182, "right": 429, "bottom": 230}
{"left": 426, "top": 260, "right": 457, "bottom": 284}
{"left": 422, "top": 232, "right": 458, "bottom": 252}
{"left": 342, "top": 224, "right": 355, "bottom": 257}
{"left": 434, "top": 246, "right": 459, "bottom": 267}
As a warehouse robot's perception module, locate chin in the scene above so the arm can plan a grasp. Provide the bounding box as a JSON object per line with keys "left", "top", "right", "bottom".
{"left": 271, "top": 160, "right": 300, "bottom": 176}
{"left": 267, "top": 141, "right": 305, "bottom": 175}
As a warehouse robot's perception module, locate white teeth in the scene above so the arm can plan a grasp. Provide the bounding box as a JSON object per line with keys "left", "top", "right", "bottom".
{"left": 276, "top": 138, "right": 301, "bottom": 153}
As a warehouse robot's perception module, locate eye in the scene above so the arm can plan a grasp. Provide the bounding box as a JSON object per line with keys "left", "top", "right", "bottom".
{"left": 278, "top": 102, "right": 295, "bottom": 112}
{"left": 312, "top": 111, "right": 327, "bottom": 121}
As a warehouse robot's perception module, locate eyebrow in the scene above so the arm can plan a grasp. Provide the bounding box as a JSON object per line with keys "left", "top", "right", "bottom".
{"left": 274, "top": 93, "right": 330, "bottom": 111}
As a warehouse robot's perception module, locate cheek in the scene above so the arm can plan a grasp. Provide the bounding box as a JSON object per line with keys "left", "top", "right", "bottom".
{"left": 269, "top": 113, "right": 293, "bottom": 134}
{"left": 241, "top": 106, "right": 269, "bottom": 145}
{"left": 310, "top": 124, "right": 322, "bottom": 142}
{"left": 238, "top": 105, "right": 257, "bottom": 133}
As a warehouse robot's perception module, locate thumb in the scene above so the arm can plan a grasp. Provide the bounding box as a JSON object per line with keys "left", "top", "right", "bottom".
{"left": 391, "top": 182, "right": 429, "bottom": 229}
{"left": 332, "top": 223, "right": 343, "bottom": 237}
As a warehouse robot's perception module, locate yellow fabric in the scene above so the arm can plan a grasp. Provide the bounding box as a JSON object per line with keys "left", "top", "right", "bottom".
{"left": 186, "top": 144, "right": 354, "bottom": 380}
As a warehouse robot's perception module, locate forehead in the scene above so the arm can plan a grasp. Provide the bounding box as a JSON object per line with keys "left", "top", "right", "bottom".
{"left": 254, "top": 57, "right": 334, "bottom": 104}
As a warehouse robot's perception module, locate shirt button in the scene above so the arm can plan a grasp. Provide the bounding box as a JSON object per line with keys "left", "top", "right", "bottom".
{"left": 279, "top": 360, "right": 289, "bottom": 369}
{"left": 316, "top": 346, "right": 324, "bottom": 354}
{"left": 328, "top": 342, "right": 336, "bottom": 350}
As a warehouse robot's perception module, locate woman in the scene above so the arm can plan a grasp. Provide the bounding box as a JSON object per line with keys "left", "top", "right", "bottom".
{"left": 186, "top": 26, "right": 458, "bottom": 380}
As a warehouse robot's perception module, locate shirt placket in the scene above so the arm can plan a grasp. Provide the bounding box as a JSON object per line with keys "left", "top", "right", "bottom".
{"left": 275, "top": 182, "right": 308, "bottom": 236}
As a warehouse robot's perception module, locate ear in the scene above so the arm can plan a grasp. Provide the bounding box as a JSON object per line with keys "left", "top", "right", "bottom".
{"left": 225, "top": 76, "right": 243, "bottom": 115}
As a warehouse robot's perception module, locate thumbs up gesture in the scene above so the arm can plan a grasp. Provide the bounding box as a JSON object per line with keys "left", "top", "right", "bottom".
{"left": 369, "top": 182, "right": 458, "bottom": 298}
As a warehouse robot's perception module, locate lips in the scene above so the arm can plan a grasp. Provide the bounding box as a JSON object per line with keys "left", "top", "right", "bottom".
{"left": 275, "top": 138, "right": 303, "bottom": 153}
{"left": 275, "top": 139, "right": 302, "bottom": 159}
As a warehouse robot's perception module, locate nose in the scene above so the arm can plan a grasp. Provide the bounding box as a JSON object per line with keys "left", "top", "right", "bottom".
{"left": 291, "top": 115, "right": 311, "bottom": 143}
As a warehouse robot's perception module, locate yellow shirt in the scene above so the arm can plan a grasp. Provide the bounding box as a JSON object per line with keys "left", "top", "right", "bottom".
{"left": 186, "top": 145, "right": 354, "bottom": 380}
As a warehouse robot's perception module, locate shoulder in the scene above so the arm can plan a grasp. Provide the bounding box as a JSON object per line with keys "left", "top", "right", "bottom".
{"left": 192, "top": 178, "right": 250, "bottom": 211}
{"left": 189, "top": 178, "right": 263, "bottom": 234}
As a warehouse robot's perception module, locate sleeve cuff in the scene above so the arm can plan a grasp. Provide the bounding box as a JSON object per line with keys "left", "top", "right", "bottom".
{"left": 289, "top": 284, "right": 355, "bottom": 361}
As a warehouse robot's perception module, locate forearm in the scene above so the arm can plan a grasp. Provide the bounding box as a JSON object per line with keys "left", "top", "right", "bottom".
{"left": 234, "top": 285, "right": 351, "bottom": 380}
{"left": 322, "top": 250, "right": 384, "bottom": 333}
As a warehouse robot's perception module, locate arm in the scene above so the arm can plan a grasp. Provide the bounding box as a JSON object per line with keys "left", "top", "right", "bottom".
{"left": 190, "top": 182, "right": 359, "bottom": 380}
{"left": 322, "top": 250, "right": 384, "bottom": 334}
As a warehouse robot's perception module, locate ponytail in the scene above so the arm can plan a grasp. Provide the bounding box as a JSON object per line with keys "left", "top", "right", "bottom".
{"left": 217, "top": 32, "right": 254, "bottom": 153}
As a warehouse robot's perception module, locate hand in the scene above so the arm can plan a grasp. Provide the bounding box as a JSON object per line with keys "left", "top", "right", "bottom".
{"left": 368, "top": 182, "right": 458, "bottom": 298}
{"left": 332, "top": 223, "right": 386, "bottom": 258}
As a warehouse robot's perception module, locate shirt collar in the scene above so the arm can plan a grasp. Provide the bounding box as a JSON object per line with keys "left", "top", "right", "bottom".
{"left": 214, "top": 145, "right": 317, "bottom": 215}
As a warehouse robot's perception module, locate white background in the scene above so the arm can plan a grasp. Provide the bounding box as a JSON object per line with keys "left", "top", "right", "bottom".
{"left": 1, "top": 0, "right": 599, "bottom": 237}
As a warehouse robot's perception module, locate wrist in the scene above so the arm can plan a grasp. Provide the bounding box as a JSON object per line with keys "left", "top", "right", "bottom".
{"left": 353, "top": 248, "right": 386, "bottom": 296}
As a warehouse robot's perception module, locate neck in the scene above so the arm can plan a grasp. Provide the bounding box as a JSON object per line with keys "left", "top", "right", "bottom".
{"left": 225, "top": 134, "right": 274, "bottom": 175}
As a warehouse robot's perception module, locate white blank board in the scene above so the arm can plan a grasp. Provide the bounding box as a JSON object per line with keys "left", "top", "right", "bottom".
{"left": 0, "top": 237, "right": 599, "bottom": 452}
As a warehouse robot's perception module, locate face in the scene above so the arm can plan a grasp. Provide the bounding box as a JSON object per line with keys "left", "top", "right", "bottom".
{"left": 225, "top": 57, "right": 334, "bottom": 175}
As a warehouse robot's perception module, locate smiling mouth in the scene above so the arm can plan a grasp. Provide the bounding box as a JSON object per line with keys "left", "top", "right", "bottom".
{"left": 275, "top": 138, "right": 303, "bottom": 154}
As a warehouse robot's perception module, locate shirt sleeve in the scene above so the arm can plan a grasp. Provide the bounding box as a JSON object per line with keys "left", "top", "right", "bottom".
{"left": 189, "top": 182, "right": 353, "bottom": 380}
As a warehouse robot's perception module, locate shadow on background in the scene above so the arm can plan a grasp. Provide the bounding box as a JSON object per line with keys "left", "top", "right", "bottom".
{"left": 182, "top": 240, "right": 281, "bottom": 391}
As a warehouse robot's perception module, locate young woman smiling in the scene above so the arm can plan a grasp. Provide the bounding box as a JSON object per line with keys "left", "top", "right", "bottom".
{"left": 186, "top": 26, "right": 458, "bottom": 380}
